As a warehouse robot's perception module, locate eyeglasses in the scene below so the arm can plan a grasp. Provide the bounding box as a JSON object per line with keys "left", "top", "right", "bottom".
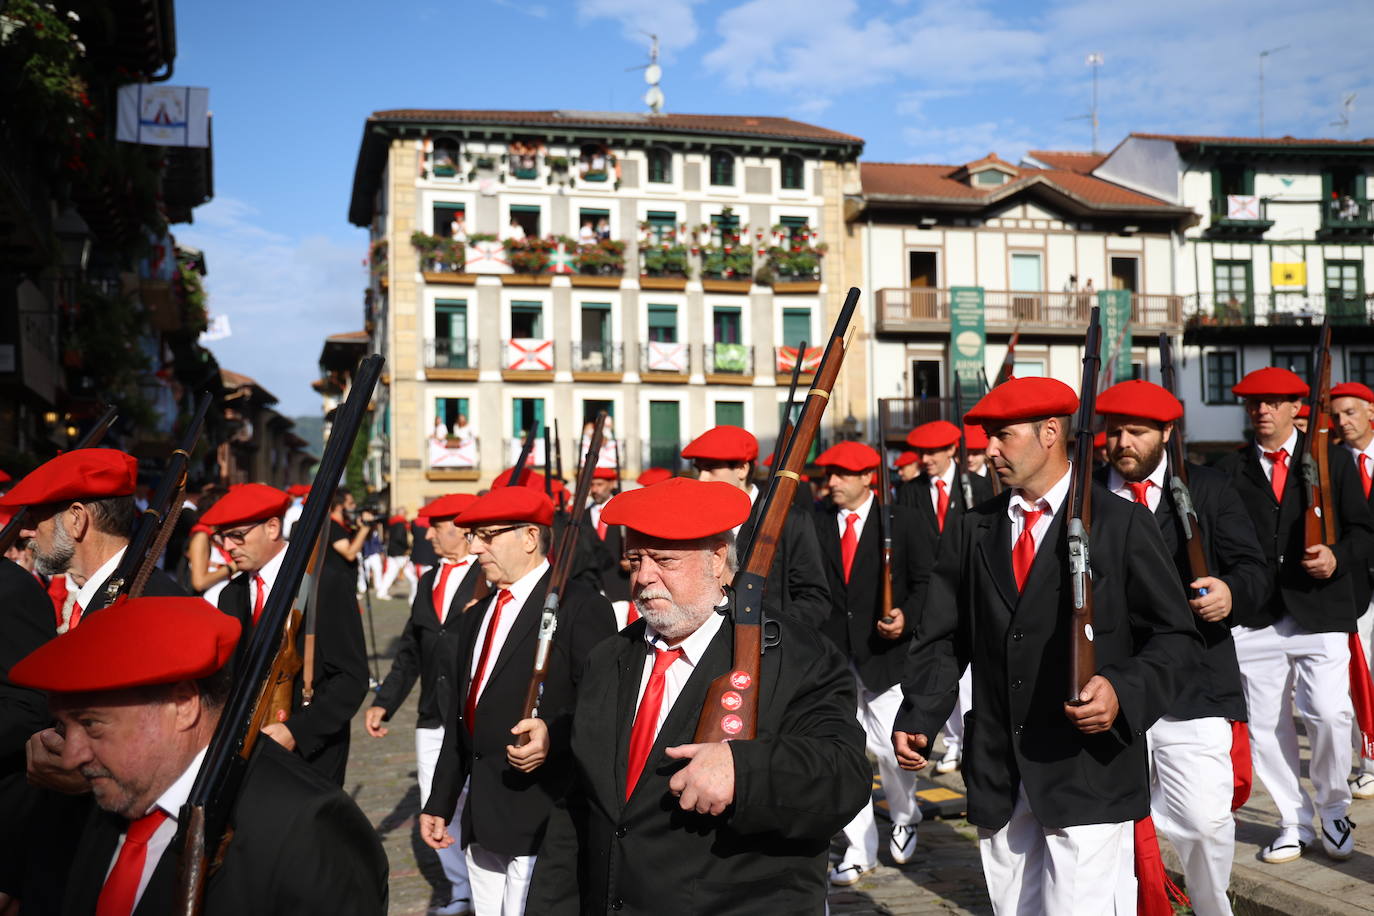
{"left": 464, "top": 524, "right": 528, "bottom": 544}
{"left": 219, "top": 520, "right": 265, "bottom": 545}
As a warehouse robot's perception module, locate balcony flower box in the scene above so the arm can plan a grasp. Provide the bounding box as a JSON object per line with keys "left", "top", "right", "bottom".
{"left": 702, "top": 278, "right": 751, "bottom": 293}
{"left": 411, "top": 231, "right": 466, "bottom": 273}
{"left": 573, "top": 239, "right": 625, "bottom": 278}
{"left": 640, "top": 275, "right": 688, "bottom": 290}
{"left": 641, "top": 244, "right": 690, "bottom": 281}
{"left": 432, "top": 163, "right": 457, "bottom": 178}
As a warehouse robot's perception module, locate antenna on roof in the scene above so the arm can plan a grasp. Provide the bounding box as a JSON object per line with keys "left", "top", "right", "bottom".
{"left": 1332, "top": 93, "right": 1357, "bottom": 137}
{"left": 1068, "top": 53, "right": 1103, "bottom": 152}
{"left": 1258, "top": 45, "right": 1288, "bottom": 138}
{"left": 625, "top": 33, "right": 664, "bottom": 114}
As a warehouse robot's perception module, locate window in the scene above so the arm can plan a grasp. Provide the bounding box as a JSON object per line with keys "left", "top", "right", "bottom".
{"left": 511, "top": 302, "right": 543, "bottom": 338}
{"left": 647, "top": 148, "right": 672, "bottom": 184}
{"left": 580, "top": 144, "right": 612, "bottom": 181}
{"left": 646, "top": 210, "right": 677, "bottom": 245}
{"left": 578, "top": 208, "right": 611, "bottom": 241}
{"left": 436, "top": 397, "right": 469, "bottom": 431}
{"left": 647, "top": 304, "right": 678, "bottom": 343}
{"left": 577, "top": 305, "right": 613, "bottom": 371}
{"left": 648, "top": 401, "right": 681, "bottom": 469}
{"left": 909, "top": 251, "right": 938, "bottom": 288}
{"left": 715, "top": 401, "right": 745, "bottom": 427}
{"left": 1326, "top": 260, "right": 1365, "bottom": 323}
{"left": 1211, "top": 165, "right": 1255, "bottom": 217}
{"left": 779, "top": 216, "right": 808, "bottom": 241}
{"left": 713, "top": 307, "right": 742, "bottom": 344}
{"left": 1272, "top": 350, "right": 1312, "bottom": 387}
{"left": 781, "top": 308, "right": 811, "bottom": 348}
{"left": 1213, "top": 261, "right": 1253, "bottom": 321}
{"left": 974, "top": 170, "right": 1007, "bottom": 186}
{"left": 1109, "top": 257, "right": 1138, "bottom": 292}
{"left": 431, "top": 138, "right": 459, "bottom": 176}
{"left": 509, "top": 204, "right": 541, "bottom": 238}
{"left": 512, "top": 398, "right": 544, "bottom": 437}
{"left": 780, "top": 155, "right": 804, "bottom": 191}
{"left": 710, "top": 210, "right": 740, "bottom": 244}
{"left": 710, "top": 151, "right": 735, "bottom": 187}
{"left": 433, "top": 203, "right": 465, "bottom": 237}
{"left": 1204, "top": 351, "right": 1240, "bottom": 405}
{"left": 583, "top": 399, "right": 614, "bottom": 424}
{"left": 434, "top": 300, "right": 469, "bottom": 368}
{"left": 580, "top": 304, "right": 610, "bottom": 343}
{"left": 1349, "top": 352, "right": 1374, "bottom": 386}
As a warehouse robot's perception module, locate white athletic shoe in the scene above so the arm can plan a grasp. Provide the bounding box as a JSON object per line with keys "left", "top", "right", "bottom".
{"left": 1320, "top": 815, "right": 1355, "bottom": 861}
{"left": 889, "top": 823, "right": 918, "bottom": 864}
{"left": 828, "top": 862, "right": 874, "bottom": 887}
{"left": 1350, "top": 772, "right": 1374, "bottom": 799}
{"left": 1259, "top": 829, "right": 1306, "bottom": 864}
{"left": 935, "top": 748, "right": 961, "bottom": 775}
{"left": 428, "top": 898, "right": 473, "bottom": 916}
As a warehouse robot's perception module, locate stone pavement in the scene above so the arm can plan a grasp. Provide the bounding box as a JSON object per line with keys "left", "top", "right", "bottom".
{"left": 345, "top": 593, "right": 1374, "bottom": 915}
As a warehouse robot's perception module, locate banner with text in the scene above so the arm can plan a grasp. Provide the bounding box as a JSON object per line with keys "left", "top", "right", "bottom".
{"left": 1098, "top": 289, "right": 1134, "bottom": 384}
{"left": 949, "top": 287, "right": 986, "bottom": 401}
{"left": 116, "top": 85, "right": 210, "bottom": 147}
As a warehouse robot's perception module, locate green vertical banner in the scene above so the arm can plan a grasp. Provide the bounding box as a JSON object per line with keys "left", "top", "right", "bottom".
{"left": 949, "top": 286, "right": 986, "bottom": 402}
{"left": 1098, "top": 289, "right": 1133, "bottom": 383}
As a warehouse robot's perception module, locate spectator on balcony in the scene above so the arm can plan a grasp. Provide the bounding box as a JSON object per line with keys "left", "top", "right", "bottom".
{"left": 578, "top": 219, "right": 597, "bottom": 246}
{"left": 596, "top": 217, "right": 611, "bottom": 241}
{"left": 1340, "top": 194, "right": 1360, "bottom": 221}
{"left": 450, "top": 215, "right": 468, "bottom": 244}
{"left": 501, "top": 217, "right": 526, "bottom": 242}
{"left": 1063, "top": 274, "right": 1078, "bottom": 294}
{"left": 434, "top": 416, "right": 449, "bottom": 441}
{"left": 452, "top": 414, "right": 475, "bottom": 451}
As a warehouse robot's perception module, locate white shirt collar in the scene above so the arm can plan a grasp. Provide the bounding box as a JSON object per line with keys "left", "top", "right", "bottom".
{"left": 840, "top": 491, "right": 874, "bottom": 524}
{"left": 1343, "top": 437, "right": 1374, "bottom": 462}
{"left": 1107, "top": 454, "right": 1169, "bottom": 496}
{"left": 76, "top": 546, "right": 127, "bottom": 610}
{"left": 254, "top": 542, "right": 288, "bottom": 595}
{"left": 645, "top": 603, "right": 727, "bottom": 664}
{"left": 151, "top": 746, "right": 208, "bottom": 821}
{"left": 933, "top": 462, "right": 956, "bottom": 490}
{"left": 1008, "top": 464, "right": 1074, "bottom": 520}
{"left": 1255, "top": 429, "right": 1299, "bottom": 461}
{"left": 502, "top": 557, "right": 550, "bottom": 606}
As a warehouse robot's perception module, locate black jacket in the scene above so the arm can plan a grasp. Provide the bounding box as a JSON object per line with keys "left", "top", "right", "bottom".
{"left": 219, "top": 561, "right": 369, "bottom": 784}
{"left": 61, "top": 739, "right": 387, "bottom": 916}
{"left": 582, "top": 510, "right": 631, "bottom": 603}
{"left": 424, "top": 568, "right": 616, "bottom": 856}
{"left": 1094, "top": 462, "right": 1268, "bottom": 722}
{"left": 86, "top": 566, "right": 186, "bottom": 613}
{"left": 410, "top": 521, "right": 439, "bottom": 567}
{"left": 895, "top": 482, "right": 1204, "bottom": 830}
{"left": 526, "top": 614, "right": 871, "bottom": 915}
{"left": 373, "top": 560, "right": 482, "bottom": 729}
{"left": 1335, "top": 445, "right": 1374, "bottom": 613}
{"left": 813, "top": 501, "right": 924, "bottom": 692}
{"left": 737, "top": 499, "right": 830, "bottom": 630}
{"left": 900, "top": 469, "right": 995, "bottom": 593}
{"left": 1215, "top": 438, "right": 1374, "bottom": 633}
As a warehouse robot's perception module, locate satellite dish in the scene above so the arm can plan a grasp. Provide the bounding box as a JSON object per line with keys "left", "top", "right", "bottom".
{"left": 644, "top": 63, "right": 662, "bottom": 85}
{"left": 644, "top": 86, "right": 664, "bottom": 113}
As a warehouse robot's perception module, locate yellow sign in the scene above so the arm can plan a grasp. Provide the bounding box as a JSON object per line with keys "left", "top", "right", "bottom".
{"left": 1272, "top": 262, "right": 1306, "bottom": 287}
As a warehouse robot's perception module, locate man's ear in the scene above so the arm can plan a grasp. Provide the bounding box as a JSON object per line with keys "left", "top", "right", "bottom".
{"left": 66, "top": 502, "right": 91, "bottom": 539}
{"left": 169, "top": 680, "right": 203, "bottom": 731}
{"left": 710, "top": 543, "right": 729, "bottom": 579}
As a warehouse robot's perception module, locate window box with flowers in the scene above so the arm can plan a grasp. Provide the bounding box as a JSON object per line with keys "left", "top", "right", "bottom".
{"left": 368, "top": 238, "right": 388, "bottom": 286}
{"left": 759, "top": 229, "right": 826, "bottom": 292}
{"left": 640, "top": 244, "right": 690, "bottom": 289}
{"left": 571, "top": 239, "right": 625, "bottom": 285}
{"left": 700, "top": 244, "right": 754, "bottom": 291}
{"left": 502, "top": 237, "right": 554, "bottom": 283}
{"left": 412, "top": 231, "right": 474, "bottom": 283}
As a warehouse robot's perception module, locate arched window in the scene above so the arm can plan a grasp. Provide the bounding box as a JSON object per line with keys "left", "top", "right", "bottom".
{"left": 431, "top": 137, "right": 460, "bottom": 177}
{"left": 647, "top": 147, "right": 672, "bottom": 184}
{"left": 780, "top": 154, "right": 804, "bottom": 190}
{"left": 709, "top": 150, "right": 735, "bottom": 187}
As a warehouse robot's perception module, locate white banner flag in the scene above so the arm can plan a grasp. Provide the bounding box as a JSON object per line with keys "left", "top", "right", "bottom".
{"left": 199, "top": 314, "right": 231, "bottom": 343}
{"left": 117, "top": 85, "right": 210, "bottom": 147}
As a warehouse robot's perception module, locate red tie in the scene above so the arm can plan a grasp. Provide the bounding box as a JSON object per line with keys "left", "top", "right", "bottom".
{"left": 625, "top": 646, "right": 684, "bottom": 799}
{"left": 935, "top": 479, "right": 950, "bottom": 532}
{"left": 95, "top": 808, "right": 169, "bottom": 916}
{"left": 464, "top": 589, "right": 513, "bottom": 731}
{"left": 840, "top": 512, "right": 860, "bottom": 583}
{"left": 596, "top": 511, "right": 608, "bottom": 540}
{"left": 69, "top": 601, "right": 85, "bottom": 630}
{"left": 432, "top": 561, "right": 460, "bottom": 623}
{"left": 1012, "top": 506, "right": 1045, "bottom": 591}
{"left": 252, "top": 574, "right": 266, "bottom": 625}
{"left": 1361, "top": 454, "right": 1372, "bottom": 500}
{"left": 1127, "top": 480, "right": 1152, "bottom": 506}
{"left": 1264, "top": 449, "right": 1289, "bottom": 502}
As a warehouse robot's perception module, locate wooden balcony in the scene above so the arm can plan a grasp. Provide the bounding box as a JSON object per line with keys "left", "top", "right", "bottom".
{"left": 875, "top": 288, "right": 1184, "bottom": 336}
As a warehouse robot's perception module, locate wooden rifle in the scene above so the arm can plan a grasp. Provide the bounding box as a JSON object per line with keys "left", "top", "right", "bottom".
{"left": 993, "top": 325, "right": 1021, "bottom": 387}
{"left": 553, "top": 419, "right": 564, "bottom": 505}
{"left": 977, "top": 370, "right": 1003, "bottom": 497}
{"left": 1066, "top": 308, "right": 1102, "bottom": 704}
{"left": 175, "top": 355, "right": 383, "bottom": 916}
{"left": 694, "top": 289, "right": 859, "bottom": 742}
{"left": 543, "top": 426, "right": 553, "bottom": 502}
{"left": 1158, "top": 333, "right": 1211, "bottom": 595}
{"left": 1303, "top": 319, "right": 1337, "bottom": 548}
{"left": 953, "top": 381, "right": 975, "bottom": 510}
{"left": 512, "top": 423, "right": 538, "bottom": 487}
{"left": 739, "top": 339, "right": 808, "bottom": 562}
{"left": 0, "top": 405, "right": 118, "bottom": 555}
{"left": 875, "top": 408, "right": 896, "bottom": 625}
{"left": 102, "top": 393, "right": 213, "bottom": 603}
{"left": 520, "top": 411, "right": 607, "bottom": 725}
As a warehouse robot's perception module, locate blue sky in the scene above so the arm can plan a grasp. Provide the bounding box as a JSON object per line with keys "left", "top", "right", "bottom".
{"left": 172, "top": 0, "right": 1374, "bottom": 415}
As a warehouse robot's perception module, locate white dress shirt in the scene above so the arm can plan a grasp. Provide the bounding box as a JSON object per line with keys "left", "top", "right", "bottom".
{"left": 1007, "top": 465, "right": 1074, "bottom": 554}
{"left": 433, "top": 556, "right": 475, "bottom": 623}
{"left": 74, "top": 547, "right": 127, "bottom": 614}
{"left": 637, "top": 607, "right": 728, "bottom": 739}
{"left": 253, "top": 543, "right": 288, "bottom": 609}
{"left": 104, "top": 746, "right": 208, "bottom": 908}
{"left": 1107, "top": 456, "right": 1169, "bottom": 513}
{"left": 929, "top": 462, "right": 957, "bottom": 516}
{"left": 1342, "top": 437, "right": 1374, "bottom": 482}
{"left": 1255, "top": 430, "right": 1299, "bottom": 483}
{"left": 837, "top": 491, "right": 874, "bottom": 541}
{"left": 469, "top": 558, "right": 550, "bottom": 703}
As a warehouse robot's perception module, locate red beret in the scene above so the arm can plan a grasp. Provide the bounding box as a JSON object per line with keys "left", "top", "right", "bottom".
{"left": 636, "top": 467, "right": 673, "bottom": 487}
{"left": 9, "top": 596, "right": 240, "bottom": 692}
{"left": 1096, "top": 379, "right": 1183, "bottom": 423}
{"left": 963, "top": 425, "right": 989, "bottom": 450}
{"left": 0, "top": 469, "right": 10, "bottom": 484}
{"left": 1093, "top": 430, "right": 1108, "bottom": 449}
{"left": 456, "top": 486, "right": 554, "bottom": 528}
{"left": 895, "top": 451, "right": 920, "bottom": 468}
{"left": 1332, "top": 383, "right": 1374, "bottom": 403}
{"left": 593, "top": 466, "right": 618, "bottom": 480}
{"left": 964, "top": 377, "right": 1079, "bottom": 425}
{"left": 286, "top": 484, "right": 311, "bottom": 498}
{"left": 491, "top": 467, "right": 566, "bottom": 498}
{"left": 681, "top": 426, "right": 758, "bottom": 463}
{"left": 1297, "top": 404, "right": 1311, "bottom": 419}
{"left": 200, "top": 483, "right": 291, "bottom": 528}
{"left": 1232, "top": 367, "right": 1309, "bottom": 399}
{"left": 419, "top": 493, "right": 477, "bottom": 521}
{"left": 602, "top": 477, "right": 751, "bottom": 540}
{"left": 0, "top": 449, "right": 138, "bottom": 509}
{"left": 815, "top": 442, "right": 880, "bottom": 472}
{"left": 906, "top": 420, "right": 961, "bottom": 450}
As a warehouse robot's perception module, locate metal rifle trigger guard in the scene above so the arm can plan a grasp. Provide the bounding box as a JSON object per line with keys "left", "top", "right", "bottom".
{"left": 1169, "top": 477, "right": 1195, "bottom": 539}
{"left": 762, "top": 616, "right": 781, "bottom": 652}
{"left": 1066, "top": 518, "right": 1090, "bottom": 610}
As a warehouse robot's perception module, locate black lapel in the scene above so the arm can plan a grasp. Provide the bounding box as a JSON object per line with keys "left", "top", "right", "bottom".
{"left": 134, "top": 836, "right": 180, "bottom": 916}
{"left": 975, "top": 507, "right": 1017, "bottom": 611}
{"left": 818, "top": 506, "right": 844, "bottom": 579}
{"left": 614, "top": 632, "right": 650, "bottom": 803}
{"left": 1240, "top": 445, "right": 1275, "bottom": 504}
{"left": 67, "top": 810, "right": 123, "bottom": 915}
{"left": 913, "top": 476, "right": 940, "bottom": 534}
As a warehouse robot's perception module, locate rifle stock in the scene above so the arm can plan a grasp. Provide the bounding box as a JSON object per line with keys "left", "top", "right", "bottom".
{"left": 1066, "top": 309, "right": 1102, "bottom": 703}
{"left": 1304, "top": 321, "right": 1336, "bottom": 548}
{"left": 1159, "top": 333, "right": 1212, "bottom": 590}
{"left": 994, "top": 326, "right": 1021, "bottom": 387}
{"left": 953, "top": 381, "right": 975, "bottom": 510}
{"left": 693, "top": 290, "right": 859, "bottom": 743}
{"left": 876, "top": 410, "right": 895, "bottom": 625}
{"left": 0, "top": 405, "right": 118, "bottom": 555}
{"left": 175, "top": 355, "right": 384, "bottom": 916}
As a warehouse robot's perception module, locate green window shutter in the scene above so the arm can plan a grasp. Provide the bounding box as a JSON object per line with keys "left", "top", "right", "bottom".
{"left": 647, "top": 304, "right": 678, "bottom": 342}
{"left": 781, "top": 308, "right": 810, "bottom": 348}
{"left": 715, "top": 401, "right": 745, "bottom": 427}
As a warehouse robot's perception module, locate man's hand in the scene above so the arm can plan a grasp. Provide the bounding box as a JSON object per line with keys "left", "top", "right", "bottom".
{"left": 261, "top": 722, "right": 296, "bottom": 751}
{"left": 664, "top": 742, "right": 735, "bottom": 815}
{"left": 876, "top": 608, "right": 905, "bottom": 640}
{"left": 507, "top": 718, "right": 548, "bottom": 772}
{"left": 1188, "top": 576, "right": 1232, "bottom": 622}
{"left": 892, "top": 731, "right": 930, "bottom": 771}
{"left": 26, "top": 729, "right": 90, "bottom": 795}
{"left": 364, "top": 706, "right": 389, "bottom": 738}
{"left": 419, "top": 814, "right": 455, "bottom": 849}
{"left": 1063, "top": 675, "right": 1119, "bottom": 734}
{"left": 1302, "top": 544, "right": 1337, "bottom": 579}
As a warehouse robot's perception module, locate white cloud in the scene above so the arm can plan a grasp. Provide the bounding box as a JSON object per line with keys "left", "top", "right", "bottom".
{"left": 176, "top": 196, "right": 364, "bottom": 416}
{"left": 576, "top": 0, "right": 703, "bottom": 53}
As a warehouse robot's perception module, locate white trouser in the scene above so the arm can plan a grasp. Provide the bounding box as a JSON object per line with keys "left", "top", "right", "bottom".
{"left": 978, "top": 784, "right": 1135, "bottom": 916}
{"left": 940, "top": 668, "right": 974, "bottom": 754}
{"left": 466, "top": 842, "right": 534, "bottom": 916}
{"left": 1233, "top": 617, "right": 1353, "bottom": 840}
{"left": 838, "top": 676, "right": 921, "bottom": 867}
{"left": 1148, "top": 715, "right": 1234, "bottom": 916}
{"left": 1355, "top": 603, "right": 1374, "bottom": 776}
{"left": 376, "top": 552, "right": 410, "bottom": 596}
{"left": 416, "top": 727, "right": 470, "bottom": 902}
{"left": 360, "top": 554, "right": 381, "bottom": 593}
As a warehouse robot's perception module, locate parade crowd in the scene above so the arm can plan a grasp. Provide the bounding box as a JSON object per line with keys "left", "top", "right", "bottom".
{"left": 1, "top": 364, "right": 1373, "bottom": 916}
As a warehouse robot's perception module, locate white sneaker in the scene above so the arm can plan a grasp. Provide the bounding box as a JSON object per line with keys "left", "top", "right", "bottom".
{"left": 1259, "top": 829, "right": 1306, "bottom": 864}
{"left": 889, "top": 823, "right": 918, "bottom": 864}
{"left": 428, "top": 899, "right": 473, "bottom": 916}
{"left": 827, "top": 862, "right": 873, "bottom": 887}
{"left": 1320, "top": 815, "right": 1355, "bottom": 861}
{"left": 935, "top": 748, "right": 961, "bottom": 775}
{"left": 1350, "top": 772, "right": 1374, "bottom": 799}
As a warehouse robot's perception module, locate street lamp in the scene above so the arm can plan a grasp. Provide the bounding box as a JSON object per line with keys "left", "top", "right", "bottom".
{"left": 53, "top": 207, "right": 91, "bottom": 273}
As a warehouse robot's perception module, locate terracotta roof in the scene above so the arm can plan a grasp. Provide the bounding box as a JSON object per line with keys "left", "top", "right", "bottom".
{"left": 860, "top": 160, "right": 1184, "bottom": 212}
{"left": 862, "top": 162, "right": 985, "bottom": 199}
{"left": 325, "top": 330, "right": 370, "bottom": 343}
{"left": 220, "top": 368, "right": 260, "bottom": 389}
{"left": 368, "top": 109, "right": 864, "bottom": 145}
{"left": 1131, "top": 132, "right": 1374, "bottom": 148}
{"left": 1024, "top": 150, "right": 1106, "bottom": 174}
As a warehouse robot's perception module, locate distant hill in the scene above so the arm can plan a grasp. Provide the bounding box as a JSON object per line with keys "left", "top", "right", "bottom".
{"left": 293, "top": 414, "right": 325, "bottom": 456}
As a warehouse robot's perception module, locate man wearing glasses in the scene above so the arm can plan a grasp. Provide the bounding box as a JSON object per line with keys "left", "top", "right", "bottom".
{"left": 203, "top": 483, "right": 369, "bottom": 785}
{"left": 421, "top": 487, "right": 614, "bottom": 916}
